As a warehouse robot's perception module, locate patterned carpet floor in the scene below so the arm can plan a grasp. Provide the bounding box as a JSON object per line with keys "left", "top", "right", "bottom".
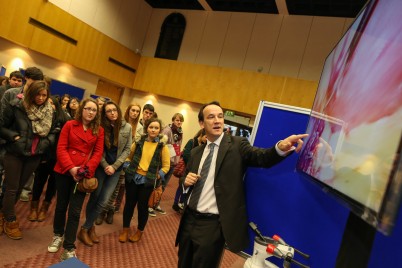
{"left": 0, "top": 177, "right": 246, "bottom": 268}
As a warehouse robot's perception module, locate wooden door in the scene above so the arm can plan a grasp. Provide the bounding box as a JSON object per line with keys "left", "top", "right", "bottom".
{"left": 95, "top": 79, "right": 124, "bottom": 104}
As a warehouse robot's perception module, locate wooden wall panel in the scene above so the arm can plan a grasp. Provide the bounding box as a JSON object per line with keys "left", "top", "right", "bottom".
{"left": 0, "top": 0, "right": 41, "bottom": 46}
{"left": 280, "top": 78, "right": 317, "bottom": 108}
{"left": 30, "top": 4, "right": 78, "bottom": 61}
{"left": 68, "top": 25, "right": 105, "bottom": 72}
{"left": 96, "top": 80, "right": 123, "bottom": 104}
{"left": 134, "top": 57, "right": 317, "bottom": 115}
{"left": 0, "top": 0, "right": 140, "bottom": 88}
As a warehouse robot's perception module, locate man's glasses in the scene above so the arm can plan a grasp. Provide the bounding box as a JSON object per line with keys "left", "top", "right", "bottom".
{"left": 83, "top": 107, "right": 97, "bottom": 113}
{"left": 106, "top": 108, "right": 118, "bottom": 114}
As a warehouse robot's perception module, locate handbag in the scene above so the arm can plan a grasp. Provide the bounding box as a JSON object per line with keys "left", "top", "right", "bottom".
{"left": 148, "top": 151, "right": 163, "bottom": 208}
{"left": 75, "top": 144, "right": 99, "bottom": 193}
{"left": 173, "top": 157, "right": 186, "bottom": 177}
{"left": 77, "top": 177, "right": 98, "bottom": 193}
{"left": 148, "top": 182, "right": 163, "bottom": 209}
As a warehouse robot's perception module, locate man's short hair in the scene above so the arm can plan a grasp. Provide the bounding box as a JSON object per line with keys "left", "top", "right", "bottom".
{"left": 143, "top": 103, "right": 155, "bottom": 113}
{"left": 24, "top": 67, "right": 44, "bottom": 81}
{"left": 172, "top": 113, "right": 184, "bottom": 122}
{"left": 9, "top": 71, "right": 23, "bottom": 80}
{"left": 198, "top": 101, "right": 222, "bottom": 122}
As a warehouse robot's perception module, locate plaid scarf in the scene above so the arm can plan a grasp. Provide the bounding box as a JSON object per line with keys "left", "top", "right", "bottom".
{"left": 26, "top": 101, "right": 53, "bottom": 137}
{"left": 125, "top": 135, "right": 163, "bottom": 184}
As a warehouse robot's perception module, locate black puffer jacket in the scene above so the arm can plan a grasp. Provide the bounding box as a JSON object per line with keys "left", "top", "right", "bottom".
{"left": 0, "top": 87, "right": 56, "bottom": 157}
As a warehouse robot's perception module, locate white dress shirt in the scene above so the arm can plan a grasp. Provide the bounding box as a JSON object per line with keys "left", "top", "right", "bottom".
{"left": 187, "top": 133, "right": 294, "bottom": 214}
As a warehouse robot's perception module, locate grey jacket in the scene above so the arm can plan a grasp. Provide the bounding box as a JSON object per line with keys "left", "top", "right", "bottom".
{"left": 100, "top": 120, "right": 132, "bottom": 170}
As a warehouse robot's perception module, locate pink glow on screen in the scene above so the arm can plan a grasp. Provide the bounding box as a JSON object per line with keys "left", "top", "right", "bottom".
{"left": 297, "top": 0, "right": 402, "bottom": 215}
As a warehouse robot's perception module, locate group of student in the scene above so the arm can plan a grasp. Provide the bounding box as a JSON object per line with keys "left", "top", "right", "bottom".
{"left": 0, "top": 66, "right": 308, "bottom": 267}
{"left": 0, "top": 66, "right": 187, "bottom": 261}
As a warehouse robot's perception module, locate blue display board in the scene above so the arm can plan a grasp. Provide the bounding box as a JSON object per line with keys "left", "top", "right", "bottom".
{"left": 50, "top": 79, "right": 84, "bottom": 100}
{"left": 244, "top": 101, "right": 350, "bottom": 267}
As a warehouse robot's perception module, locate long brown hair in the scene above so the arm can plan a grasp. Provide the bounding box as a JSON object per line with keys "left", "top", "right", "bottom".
{"left": 124, "top": 103, "right": 141, "bottom": 139}
{"left": 101, "top": 101, "right": 122, "bottom": 149}
{"left": 23, "top": 80, "right": 49, "bottom": 109}
{"left": 75, "top": 98, "right": 101, "bottom": 135}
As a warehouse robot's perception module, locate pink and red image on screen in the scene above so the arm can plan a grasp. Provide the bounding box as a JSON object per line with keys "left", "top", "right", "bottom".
{"left": 297, "top": 0, "right": 402, "bottom": 215}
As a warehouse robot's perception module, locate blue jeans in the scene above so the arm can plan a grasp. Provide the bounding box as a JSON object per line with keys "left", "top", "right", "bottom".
{"left": 82, "top": 166, "right": 120, "bottom": 229}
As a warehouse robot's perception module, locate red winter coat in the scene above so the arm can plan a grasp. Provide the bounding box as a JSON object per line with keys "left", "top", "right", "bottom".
{"left": 54, "top": 120, "right": 104, "bottom": 177}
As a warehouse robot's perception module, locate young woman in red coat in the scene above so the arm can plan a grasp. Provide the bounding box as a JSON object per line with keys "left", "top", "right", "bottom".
{"left": 48, "top": 98, "right": 104, "bottom": 261}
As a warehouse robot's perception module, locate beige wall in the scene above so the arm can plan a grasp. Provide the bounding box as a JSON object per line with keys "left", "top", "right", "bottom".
{"left": 121, "top": 88, "right": 203, "bottom": 144}
{"left": 49, "top": 0, "right": 152, "bottom": 52}
{"left": 142, "top": 9, "right": 354, "bottom": 81}
{"left": 0, "top": 37, "right": 98, "bottom": 98}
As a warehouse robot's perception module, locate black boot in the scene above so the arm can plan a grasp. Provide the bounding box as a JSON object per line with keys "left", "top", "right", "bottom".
{"left": 105, "top": 209, "right": 114, "bottom": 224}
{"left": 95, "top": 211, "right": 106, "bottom": 225}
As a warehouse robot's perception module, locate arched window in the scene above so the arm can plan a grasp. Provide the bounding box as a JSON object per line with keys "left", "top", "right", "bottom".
{"left": 155, "top": 13, "right": 186, "bottom": 60}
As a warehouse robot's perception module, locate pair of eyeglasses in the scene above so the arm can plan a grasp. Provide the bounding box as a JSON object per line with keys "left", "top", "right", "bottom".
{"left": 106, "top": 108, "right": 118, "bottom": 114}
{"left": 83, "top": 107, "right": 97, "bottom": 113}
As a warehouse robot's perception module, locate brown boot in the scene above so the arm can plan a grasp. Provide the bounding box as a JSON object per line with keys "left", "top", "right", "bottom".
{"left": 118, "top": 228, "right": 130, "bottom": 243}
{"left": 37, "top": 201, "right": 50, "bottom": 222}
{"left": 88, "top": 226, "right": 99, "bottom": 243}
{"left": 129, "top": 229, "right": 143, "bottom": 243}
{"left": 77, "top": 227, "right": 93, "bottom": 247}
{"left": 0, "top": 212, "right": 4, "bottom": 236}
{"left": 28, "top": 200, "right": 39, "bottom": 222}
{"left": 4, "top": 220, "right": 22, "bottom": 240}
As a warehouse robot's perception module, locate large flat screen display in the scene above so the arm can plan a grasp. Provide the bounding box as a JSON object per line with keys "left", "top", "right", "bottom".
{"left": 296, "top": 0, "right": 402, "bottom": 234}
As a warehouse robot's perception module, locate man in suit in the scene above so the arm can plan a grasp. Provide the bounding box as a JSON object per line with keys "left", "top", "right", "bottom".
{"left": 175, "top": 101, "right": 308, "bottom": 268}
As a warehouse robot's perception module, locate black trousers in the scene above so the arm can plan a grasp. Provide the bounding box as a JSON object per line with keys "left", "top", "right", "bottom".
{"left": 31, "top": 159, "right": 56, "bottom": 202}
{"left": 53, "top": 172, "right": 87, "bottom": 250}
{"left": 178, "top": 209, "right": 225, "bottom": 268}
{"left": 122, "top": 180, "right": 153, "bottom": 230}
{"left": 1, "top": 153, "right": 41, "bottom": 221}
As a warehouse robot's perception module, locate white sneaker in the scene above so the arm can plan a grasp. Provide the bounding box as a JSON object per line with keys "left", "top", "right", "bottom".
{"left": 148, "top": 208, "right": 156, "bottom": 217}
{"left": 60, "top": 249, "right": 77, "bottom": 261}
{"left": 19, "top": 190, "right": 29, "bottom": 202}
{"left": 155, "top": 206, "right": 166, "bottom": 215}
{"left": 48, "top": 235, "right": 63, "bottom": 253}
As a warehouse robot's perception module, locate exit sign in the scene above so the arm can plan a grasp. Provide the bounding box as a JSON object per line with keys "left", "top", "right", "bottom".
{"left": 225, "top": 111, "right": 235, "bottom": 116}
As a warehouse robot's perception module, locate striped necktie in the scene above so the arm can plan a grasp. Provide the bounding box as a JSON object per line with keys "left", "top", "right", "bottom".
{"left": 188, "top": 143, "right": 215, "bottom": 210}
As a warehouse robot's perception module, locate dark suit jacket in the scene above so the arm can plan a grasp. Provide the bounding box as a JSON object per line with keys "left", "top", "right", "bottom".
{"left": 175, "top": 134, "right": 286, "bottom": 253}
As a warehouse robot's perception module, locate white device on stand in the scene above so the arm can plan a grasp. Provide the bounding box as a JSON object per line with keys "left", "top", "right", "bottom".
{"left": 244, "top": 222, "right": 310, "bottom": 268}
